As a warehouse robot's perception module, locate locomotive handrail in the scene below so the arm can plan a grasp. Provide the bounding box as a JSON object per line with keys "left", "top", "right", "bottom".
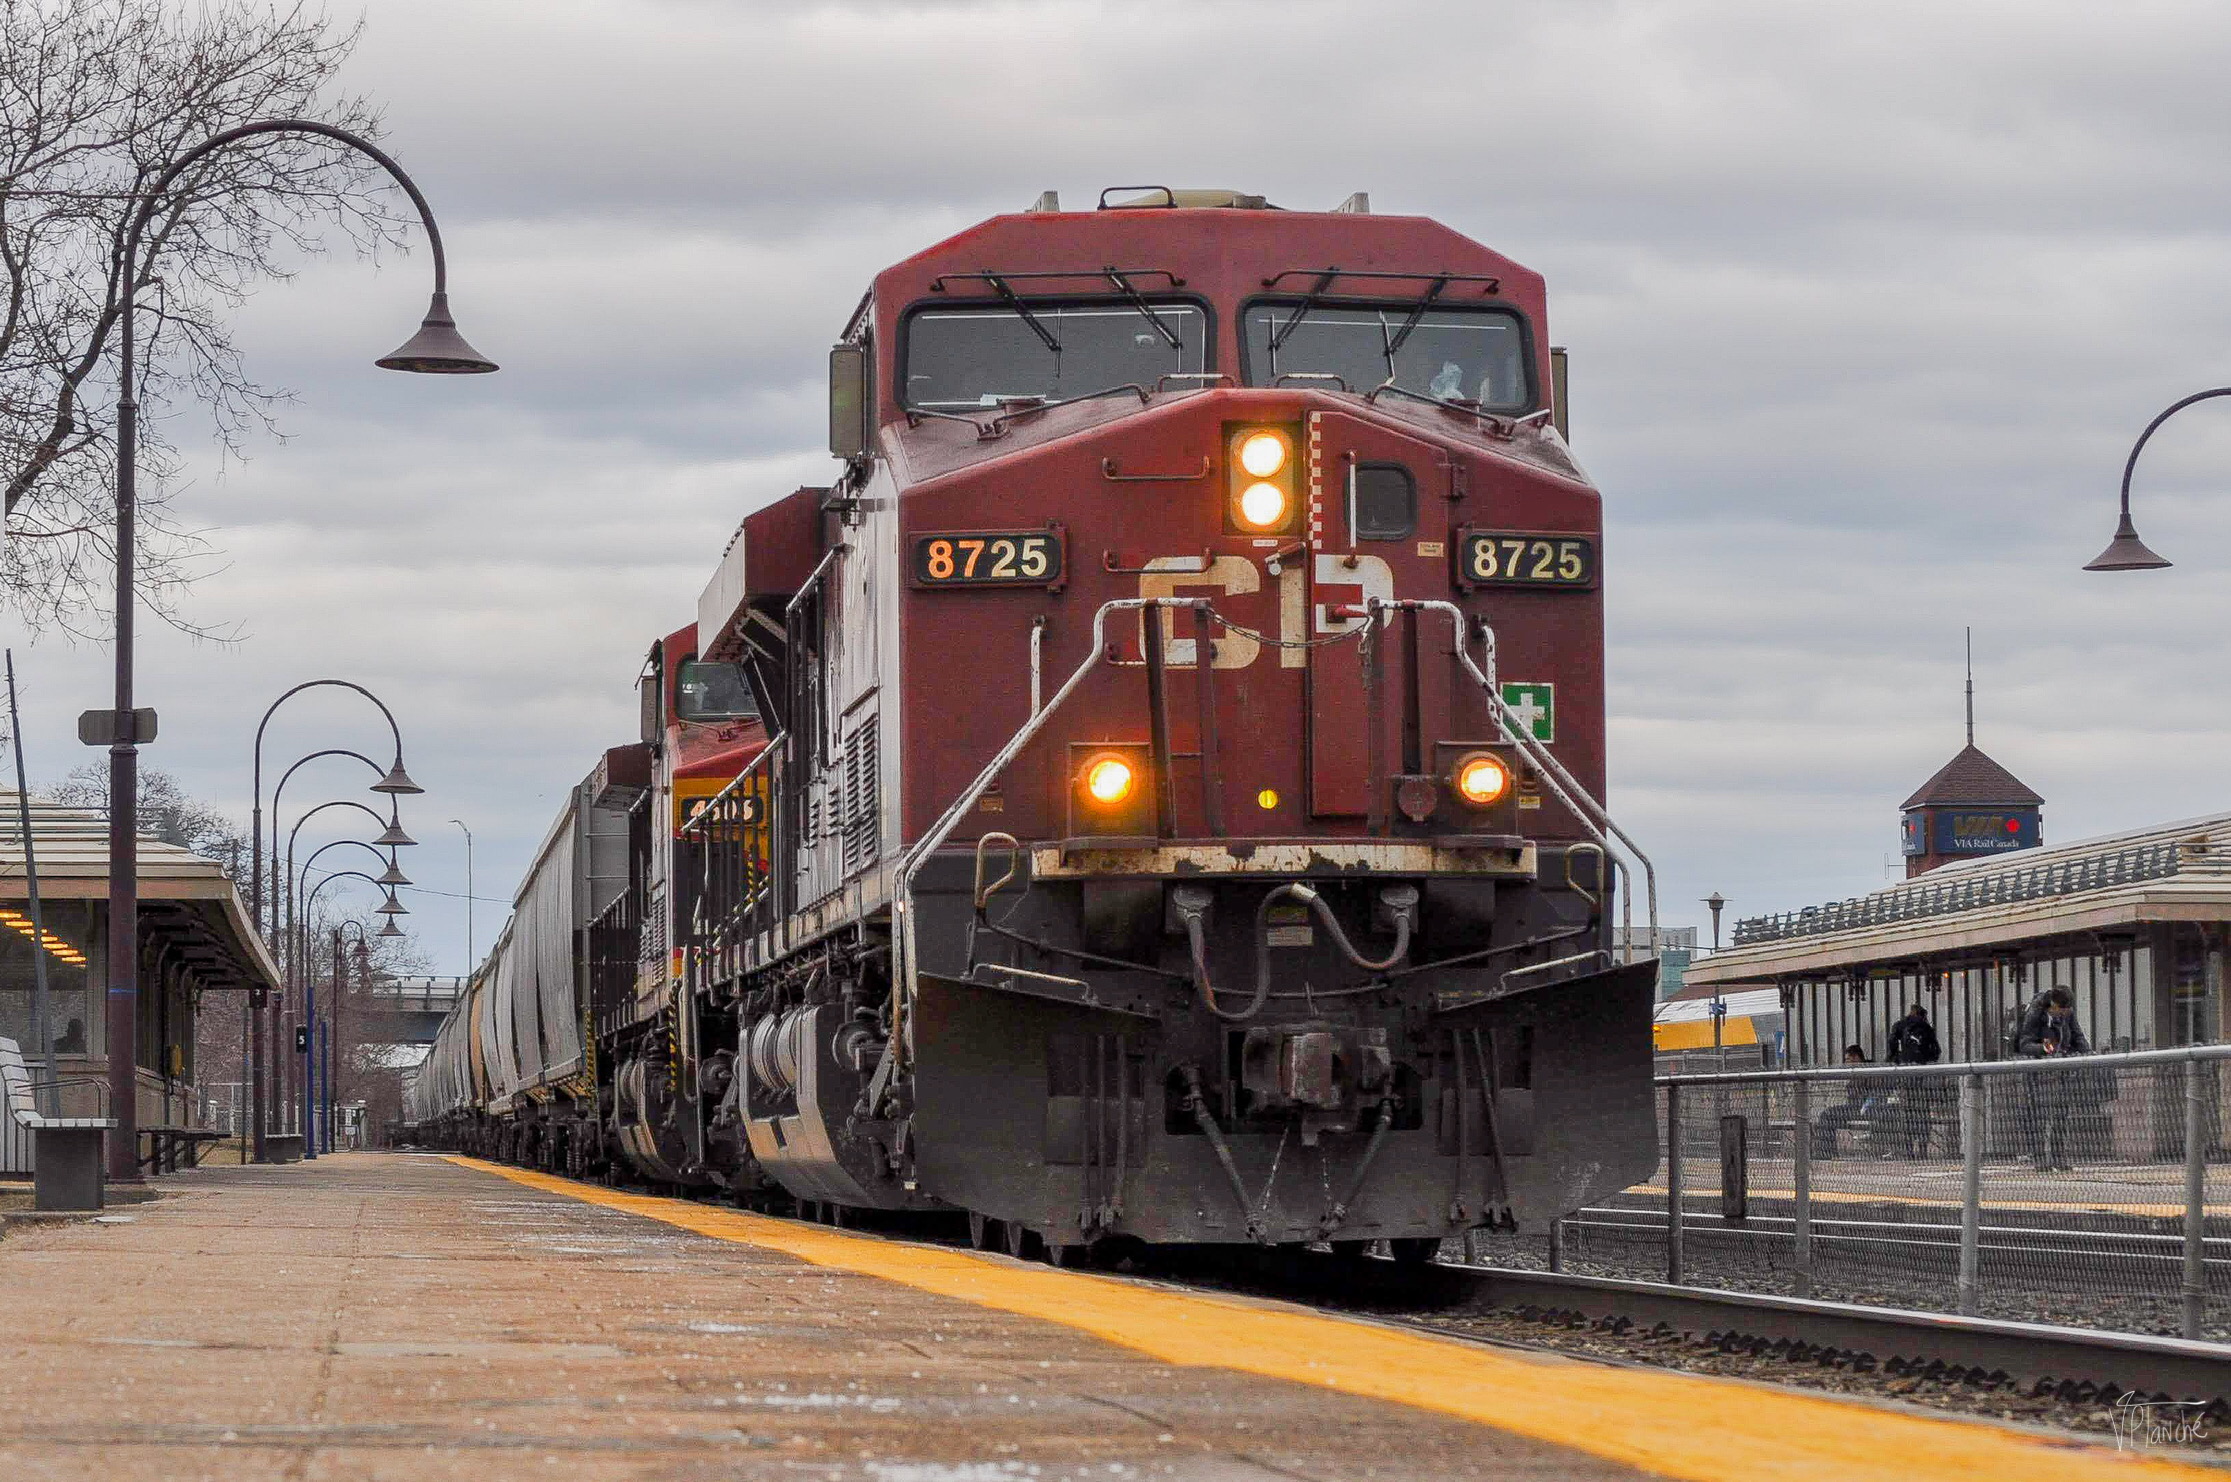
{"left": 1386, "top": 598, "right": 1662, "bottom": 964}
{"left": 676, "top": 728, "right": 786, "bottom": 841}
{"left": 888, "top": 597, "right": 1191, "bottom": 1081}
{"left": 876, "top": 594, "right": 1664, "bottom": 1108}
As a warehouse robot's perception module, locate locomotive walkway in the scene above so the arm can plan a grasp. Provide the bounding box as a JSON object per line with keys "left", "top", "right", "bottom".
{"left": 0, "top": 1155, "right": 2214, "bottom": 1481}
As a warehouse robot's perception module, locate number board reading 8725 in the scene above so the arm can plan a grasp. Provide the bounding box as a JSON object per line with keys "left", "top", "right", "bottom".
{"left": 910, "top": 529, "right": 1064, "bottom": 588}
{"left": 1457, "top": 530, "right": 1597, "bottom": 590}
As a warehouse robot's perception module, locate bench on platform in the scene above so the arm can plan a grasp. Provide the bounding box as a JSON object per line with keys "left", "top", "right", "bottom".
{"left": 0, "top": 1036, "right": 114, "bottom": 1210}
{"left": 138, "top": 1126, "right": 225, "bottom": 1174}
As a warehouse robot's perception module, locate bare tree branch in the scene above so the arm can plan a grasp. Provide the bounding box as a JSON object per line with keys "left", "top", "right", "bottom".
{"left": 0, "top": 1, "right": 403, "bottom": 635}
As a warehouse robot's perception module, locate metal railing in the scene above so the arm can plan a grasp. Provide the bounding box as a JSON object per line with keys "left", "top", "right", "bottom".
{"left": 1480, "top": 1045, "right": 2231, "bottom": 1343}
{"left": 1731, "top": 837, "right": 2214, "bottom": 945}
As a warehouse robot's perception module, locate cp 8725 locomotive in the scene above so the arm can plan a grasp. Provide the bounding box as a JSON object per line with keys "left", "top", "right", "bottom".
{"left": 667, "top": 187, "right": 1663, "bottom": 1255}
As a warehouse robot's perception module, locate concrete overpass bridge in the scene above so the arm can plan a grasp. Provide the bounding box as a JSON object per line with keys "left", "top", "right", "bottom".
{"left": 359, "top": 976, "right": 464, "bottom": 1047}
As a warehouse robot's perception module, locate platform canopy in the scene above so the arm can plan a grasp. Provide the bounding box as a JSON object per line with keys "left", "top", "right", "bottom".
{"left": 0, "top": 791, "right": 279, "bottom": 996}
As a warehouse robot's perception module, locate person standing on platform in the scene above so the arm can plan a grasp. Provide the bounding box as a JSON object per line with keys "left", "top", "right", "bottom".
{"left": 2016, "top": 987, "right": 2092, "bottom": 1171}
{"left": 1887, "top": 1002, "right": 1942, "bottom": 1157}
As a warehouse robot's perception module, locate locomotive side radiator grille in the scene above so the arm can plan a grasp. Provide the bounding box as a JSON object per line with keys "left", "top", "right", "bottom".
{"left": 844, "top": 715, "right": 881, "bottom": 875}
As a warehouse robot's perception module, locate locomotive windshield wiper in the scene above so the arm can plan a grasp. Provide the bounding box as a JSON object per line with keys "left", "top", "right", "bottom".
{"left": 1266, "top": 268, "right": 1341, "bottom": 354}
{"left": 982, "top": 273, "right": 1061, "bottom": 353}
{"left": 1103, "top": 267, "right": 1182, "bottom": 352}
{"left": 1382, "top": 275, "right": 1450, "bottom": 357}
{"left": 1260, "top": 266, "right": 1502, "bottom": 357}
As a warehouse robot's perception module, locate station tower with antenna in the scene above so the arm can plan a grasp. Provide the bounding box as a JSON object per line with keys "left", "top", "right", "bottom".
{"left": 1898, "top": 628, "right": 2044, "bottom": 878}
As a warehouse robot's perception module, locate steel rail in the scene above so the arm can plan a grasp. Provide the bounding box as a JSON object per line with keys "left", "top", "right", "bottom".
{"left": 1440, "top": 1262, "right": 2231, "bottom": 1403}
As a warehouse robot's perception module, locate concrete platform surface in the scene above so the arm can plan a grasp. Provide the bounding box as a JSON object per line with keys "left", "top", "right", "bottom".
{"left": 0, "top": 1153, "right": 2205, "bottom": 1482}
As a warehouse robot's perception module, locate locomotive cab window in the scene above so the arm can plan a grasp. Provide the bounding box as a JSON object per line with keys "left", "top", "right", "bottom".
{"left": 1351, "top": 462, "right": 1416, "bottom": 542}
{"left": 903, "top": 300, "right": 1207, "bottom": 410}
{"left": 674, "top": 659, "right": 758, "bottom": 722}
{"left": 1241, "top": 301, "right": 1529, "bottom": 410}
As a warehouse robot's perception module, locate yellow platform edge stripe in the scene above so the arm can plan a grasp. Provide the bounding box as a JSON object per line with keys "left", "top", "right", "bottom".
{"left": 447, "top": 1157, "right": 2212, "bottom": 1482}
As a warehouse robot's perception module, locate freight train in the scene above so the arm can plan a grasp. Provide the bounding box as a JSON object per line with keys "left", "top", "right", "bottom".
{"left": 407, "top": 187, "right": 1662, "bottom": 1262}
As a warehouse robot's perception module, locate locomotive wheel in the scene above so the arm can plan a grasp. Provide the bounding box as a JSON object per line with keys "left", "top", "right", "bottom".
{"left": 1003, "top": 1221, "right": 1041, "bottom": 1261}
{"left": 826, "top": 1203, "right": 848, "bottom": 1230}
{"left": 967, "top": 1211, "right": 996, "bottom": 1251}
{"left": 1388, "top": 1237, "right": 1441, "bottom": 1266}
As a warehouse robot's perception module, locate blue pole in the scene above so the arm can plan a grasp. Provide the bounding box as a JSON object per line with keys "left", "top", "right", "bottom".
{"left": 303, "top": 977, "right": 317, "bottom": 1160}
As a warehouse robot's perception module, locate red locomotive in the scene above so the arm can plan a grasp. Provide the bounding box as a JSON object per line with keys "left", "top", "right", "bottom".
{"left": 414, "top": 186, "right": 1660, "bottom": 1261}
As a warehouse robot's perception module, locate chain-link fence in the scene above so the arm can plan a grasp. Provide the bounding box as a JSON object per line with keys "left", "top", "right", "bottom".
{"left": 1468, "top": 1044, "right": 2231, "bottom": 1340}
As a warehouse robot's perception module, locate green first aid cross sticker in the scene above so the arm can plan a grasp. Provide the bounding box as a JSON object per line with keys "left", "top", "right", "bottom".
{"left": 1501, "top": 683, "right": 1554, "bottom": 743}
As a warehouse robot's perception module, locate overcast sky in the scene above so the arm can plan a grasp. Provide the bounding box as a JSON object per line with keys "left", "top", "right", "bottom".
{"left": 12, "top": 0, "right": 2231, "bottom": 970}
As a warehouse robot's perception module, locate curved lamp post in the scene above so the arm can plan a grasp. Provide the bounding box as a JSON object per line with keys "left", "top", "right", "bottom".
{"left": 298, "top": 869, "right": 408, "bottom": 1159}
{"left": 277, "top": 800, "right": 415, "bottom": 1149}
{"left": 112, "top": 120, "right": 488, "bottom": 1181}
{"left": 2084, "top": 388, "right": 2231, "bottom": 571}
{"left": 268, "top": 747, "right": 412, "bottom": 921}
{"left": 327, "top": 918, "right": 380, "bottom": 1153}
{"left": 252, "top": 687, "right": 426, "bottom": 933}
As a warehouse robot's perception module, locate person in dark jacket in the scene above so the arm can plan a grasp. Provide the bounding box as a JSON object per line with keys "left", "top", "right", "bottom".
{"left": 1886, "top": 1003, "right": 1943, "bottom": 1157}
{"left": 2016, "top": 987, "right": 2092, "bottom": 1171}
{"left": 1810, "top": 1045, "right": 1877, "bottom": 1158}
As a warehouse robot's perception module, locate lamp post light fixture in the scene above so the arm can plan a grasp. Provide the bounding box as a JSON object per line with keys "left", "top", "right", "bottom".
{"left": 108, "top": 117, "right": 491, "bottom": 1181}
{"left": 298, "top": 838, "right": 411, "bottom": 894}
{"left": 2084, "top": 387, "right": 2231, "bottom": 572}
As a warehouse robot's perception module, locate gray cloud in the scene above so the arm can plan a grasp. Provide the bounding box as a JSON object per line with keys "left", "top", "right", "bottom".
{"left": 13, "top": 0, "right": 2231, "bottom": 965}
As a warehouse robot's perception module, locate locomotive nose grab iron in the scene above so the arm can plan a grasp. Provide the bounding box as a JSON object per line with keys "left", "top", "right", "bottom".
{"left": 406, "top": 187, "right": 1663, "bottom": 1260}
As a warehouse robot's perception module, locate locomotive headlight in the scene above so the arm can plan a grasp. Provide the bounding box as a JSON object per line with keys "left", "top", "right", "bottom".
{"left": 1453, "top": 752, "right": 1513, "bottom": 807}
{"left": 1225, "top": 421, "right": 1301, "bottom": 535}
{"left": 1083, "top": 754, "right": 1136, "bottom": 805}
{"left": 1237, "top": 430, "right": 1289, "bottom": 479}
{"left": 1236, "top": 481, "right": 1289, "bottom": 531}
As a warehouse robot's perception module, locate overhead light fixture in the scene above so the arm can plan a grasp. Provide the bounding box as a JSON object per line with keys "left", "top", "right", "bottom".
{"left": 375, "top": 291, "right": 499, "bottom": 375}
{"left": 2083, "top": 512, "right": 2172, "bottom": 572}
{"left": 371, "top": 759, "right": 424, "bottom": 795}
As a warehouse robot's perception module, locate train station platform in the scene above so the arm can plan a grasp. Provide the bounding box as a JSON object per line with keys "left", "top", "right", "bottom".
{"left": 0, "top": 1154, "right": 2213, "bottom": 1481}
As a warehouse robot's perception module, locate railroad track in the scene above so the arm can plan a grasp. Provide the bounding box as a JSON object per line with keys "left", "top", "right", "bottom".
{"left": 1052, "top": 1239, "right": 2231, "bottom": 1412}
{"left": 1429, "top": 1263, "right": 2231, "bottom": 1408}
{"left": 1558, "top": 1205, "right": 2231, "bottom": 1282}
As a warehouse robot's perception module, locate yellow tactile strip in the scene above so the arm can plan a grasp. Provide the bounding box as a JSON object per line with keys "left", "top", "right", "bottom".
{"left": 450, "top": 1157, "right": 2215, "bottom": 1482}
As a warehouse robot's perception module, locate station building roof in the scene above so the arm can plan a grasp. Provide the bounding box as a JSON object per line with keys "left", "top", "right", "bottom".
{"left": 1685, "top": 809, "right": 2231, "bottom": 990}
{"left": 0, "top": 791, "right": 279, "bottom": 993}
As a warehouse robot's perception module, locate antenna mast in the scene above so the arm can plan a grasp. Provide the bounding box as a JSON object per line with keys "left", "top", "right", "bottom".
{"left": 1965, "top": 626, "right": 1975, "bottom": 748}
